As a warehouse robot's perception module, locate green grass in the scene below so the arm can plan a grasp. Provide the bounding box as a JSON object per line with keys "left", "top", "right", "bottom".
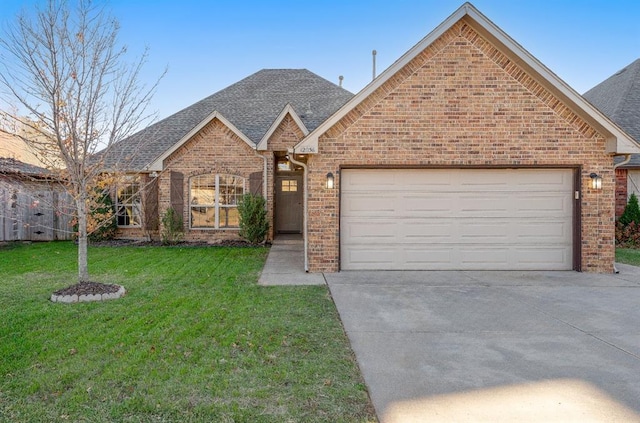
{"left": 0, "top": 242, "right": 375, "bottom": 422}
{"left": 616, "top": 247, "right": 640, "bottom": 266}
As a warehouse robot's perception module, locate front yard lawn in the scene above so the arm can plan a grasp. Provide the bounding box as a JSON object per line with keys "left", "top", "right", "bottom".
{"left": 0, "top": 242, "right": 375, "bottom": 422}
{"left": 616, "top": 247, "right": 640, "bottom": 266}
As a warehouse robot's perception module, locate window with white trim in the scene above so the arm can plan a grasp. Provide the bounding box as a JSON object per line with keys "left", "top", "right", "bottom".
{"left": 190, "top": 174, "right": 244, "bottom": 229}
{"left": 116, "top": 177, "right": 141, "bottom": 227}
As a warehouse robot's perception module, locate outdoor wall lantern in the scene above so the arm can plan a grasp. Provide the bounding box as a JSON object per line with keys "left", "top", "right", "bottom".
{"left": 590, "top": 173, "right": 603, "bottom": 190}
{"left": 326, "top": 172, "right": 335, "bottom": 189}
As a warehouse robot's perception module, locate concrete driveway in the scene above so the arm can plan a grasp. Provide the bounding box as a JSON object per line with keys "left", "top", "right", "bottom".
{"left": 326, "top": 265, "right": 640, "bottom": 423}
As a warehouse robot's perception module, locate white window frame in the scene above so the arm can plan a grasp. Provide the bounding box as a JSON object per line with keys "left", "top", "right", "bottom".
{"left": 116, "top": 176, "right": 142, "bottom": 228}
{"left": 189, "top": 174, "right": 245, "bottom": 230}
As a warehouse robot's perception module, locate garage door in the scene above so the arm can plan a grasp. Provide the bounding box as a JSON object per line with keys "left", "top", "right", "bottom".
{"left": 340, "top": 169, "right": 574, "bottom": 270}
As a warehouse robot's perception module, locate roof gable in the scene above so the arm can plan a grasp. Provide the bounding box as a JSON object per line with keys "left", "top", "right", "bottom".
{"left": 147, "top": 111, "right": 254, "bottom": 171}
{"left": 256, "top": 104, "right": 309, "bottom": 151}
{"left": 294, "top": 2, "right": 640, "bottom": 156}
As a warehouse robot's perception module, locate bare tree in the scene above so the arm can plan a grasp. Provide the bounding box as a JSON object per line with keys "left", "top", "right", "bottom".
{"left": 0, "top": 0, "right": 162, "bottom": 283}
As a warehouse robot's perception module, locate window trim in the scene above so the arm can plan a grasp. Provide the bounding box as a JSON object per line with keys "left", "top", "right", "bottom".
{"left": 189, "top": 173, "right": 245, "bottom": 230}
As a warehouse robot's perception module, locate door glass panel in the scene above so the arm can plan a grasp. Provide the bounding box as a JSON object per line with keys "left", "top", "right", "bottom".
{"left": 281, "top": 179, "right": 297, "bottom": 192}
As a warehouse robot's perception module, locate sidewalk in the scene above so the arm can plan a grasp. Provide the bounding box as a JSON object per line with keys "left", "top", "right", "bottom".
{"left": 258, "top": 235, "right": 325, "bottom": 286}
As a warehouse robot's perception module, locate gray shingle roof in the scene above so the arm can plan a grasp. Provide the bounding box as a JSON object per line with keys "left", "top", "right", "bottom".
{"left": 101, "top": 69, "right": 354, "bottom": 171}
{"left": 583, "top": 59, "right": 640, "bottom": 167}
{"left": 0, "top": 157, "right": 51, "bottom": 177}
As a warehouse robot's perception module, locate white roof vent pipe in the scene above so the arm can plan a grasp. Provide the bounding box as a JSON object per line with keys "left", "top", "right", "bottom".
{"left": 372, "top": 50, "right": 377, "bottom": 80}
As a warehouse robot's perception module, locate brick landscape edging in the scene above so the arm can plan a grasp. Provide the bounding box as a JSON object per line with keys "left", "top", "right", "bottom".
{"left": 50, "top": 286, "right": 126, "bottom": 303}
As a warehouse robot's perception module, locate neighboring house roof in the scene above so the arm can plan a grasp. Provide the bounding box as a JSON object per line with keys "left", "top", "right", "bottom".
{"left": 0, "top": 130, "right": 43, "bottom": 167}
{"left": 102, "top": 69, "right": 353, "bottom": 171}
{"left": 294, "top": 2, "right": 640, "bottom": 156}
{"left": 0, "top": 157, "right": 51, "bottom": 178}
{"left": 583, "top": 59, "right": 640, "bottom": 167}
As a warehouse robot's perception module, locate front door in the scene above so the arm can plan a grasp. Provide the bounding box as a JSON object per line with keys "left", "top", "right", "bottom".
{"left": 275, "top": 173, "right": 303, "bottom": 233}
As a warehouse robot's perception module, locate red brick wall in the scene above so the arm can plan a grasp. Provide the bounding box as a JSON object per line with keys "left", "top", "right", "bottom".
{"left": 154, "top": 115, "right": 304, "bottom": 243}
{"left": 306, "top": 19, "right": 615, "bottom": 273}
{"left": 158, "top": 118, "right": 264, "bottom": 243}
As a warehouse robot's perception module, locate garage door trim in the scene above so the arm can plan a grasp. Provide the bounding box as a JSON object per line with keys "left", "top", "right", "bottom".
{"left": 338, "top": 166, "right": 581, "bottom": 271}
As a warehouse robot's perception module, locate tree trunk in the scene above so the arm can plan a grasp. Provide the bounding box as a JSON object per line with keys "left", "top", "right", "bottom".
{"left": 76, "top": 195, "right": 90, "bottom": 282}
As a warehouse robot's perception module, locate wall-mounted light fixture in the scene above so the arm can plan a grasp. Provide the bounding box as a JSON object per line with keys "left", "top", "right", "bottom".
{"left": 590, "top": 173, "right": 602, "bottom": 190}
{"left": 149, "top": 171, "right": 159, "bottom": 178}
{"left": 326, "top": 172, "right": 335, "bottom": 189}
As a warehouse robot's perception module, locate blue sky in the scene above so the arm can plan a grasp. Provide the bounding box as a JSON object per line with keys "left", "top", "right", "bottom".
{"left": 2, "top": 0, "right": 639, "bottom": 121}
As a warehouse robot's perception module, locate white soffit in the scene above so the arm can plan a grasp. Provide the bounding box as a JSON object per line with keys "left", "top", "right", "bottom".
{"left": 147, "top": 111, "right": 254, "bottom": 171}
{"left": 294, "top": 2, "right": 640, "bottom": 156}
{"left": 256, "top": 104, "right": 309, "bottom": 151}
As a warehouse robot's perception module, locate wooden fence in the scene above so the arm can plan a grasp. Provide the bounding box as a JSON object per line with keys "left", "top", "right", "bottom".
{"left": 0, "top": 184, "right": 74, "bottom": 241}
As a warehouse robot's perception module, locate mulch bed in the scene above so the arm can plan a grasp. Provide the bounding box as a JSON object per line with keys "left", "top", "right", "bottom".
{"left": 53, "top": 281, "right": 122, "bottom": 296}
{"left": 90, "top": 239, "right": 262, "bottom": 248}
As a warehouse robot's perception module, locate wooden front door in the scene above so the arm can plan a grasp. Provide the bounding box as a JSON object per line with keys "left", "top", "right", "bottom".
{"left": 275, "top": 173, "right": 303, "bottom": 233}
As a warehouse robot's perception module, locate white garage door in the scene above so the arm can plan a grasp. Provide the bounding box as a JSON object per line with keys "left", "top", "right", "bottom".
{"left": 340, "top": 169, "right": 574, "bottom": 270}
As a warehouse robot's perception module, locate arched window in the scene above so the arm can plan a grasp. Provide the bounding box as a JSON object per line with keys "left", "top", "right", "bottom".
{"left": 190, "top": 174, "right": 244, "bottom": 229}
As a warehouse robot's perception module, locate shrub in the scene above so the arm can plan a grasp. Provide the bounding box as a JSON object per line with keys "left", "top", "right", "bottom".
{"left": 238, "top": 193, "right": 269, "bottom": 244}
{"left": 616, "top": 221, "right": 640, "bottom": 247}
{"left": 160, "top": 207, "right": 184, "bottom": 245}
{"left": 616, "top": 193, "right": 640, "bottom": 247}
{"left": 619, "top": 193, "right": 640, "bottom": 226}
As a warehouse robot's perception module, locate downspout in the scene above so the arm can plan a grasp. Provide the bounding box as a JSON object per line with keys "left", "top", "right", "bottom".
{"left": 287, "top": 149, "right": 309, "bottom": 272}
{"left": 612, "top": 154, "right": 631, "bottom": 274}
{"left": 253, "top": 147, "right": 267, "bottom": 199}
{"left": 614, "top": 154, "right": 632, "bottom": 170}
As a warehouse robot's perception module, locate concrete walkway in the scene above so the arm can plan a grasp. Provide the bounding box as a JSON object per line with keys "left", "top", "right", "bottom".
{"left": 326, "top": 265, "right": 640, "bottom": 423}
{"left": 258, "top": 235, "right": 325, "bottom": 286}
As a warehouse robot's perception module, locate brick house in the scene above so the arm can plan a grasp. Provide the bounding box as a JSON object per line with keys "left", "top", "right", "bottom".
{"left": 583, "top": 59, "right": 640, "bottom": 218}
{"left": 104, "top": 3, "right": 640, "bottom": 273}
{"left": 102, "top": 69, "right": 354, "bottom": 241}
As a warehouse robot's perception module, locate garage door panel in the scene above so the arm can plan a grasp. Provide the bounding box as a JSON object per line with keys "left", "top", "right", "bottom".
{"left": 458, "top": 221, "right": 509, "bottom": 240}
{"left": 402, "top": 171, "right": 454, "bottom": 187}
{"left": 404, "top": 195, "right": 454, "bottom": 213}
{"left": 343, "top": 247, "right": 397, "bottom": 267}
{"left": 343, "top": 219, "right": 397, "bottom": 240}
{"left": 459, "top": 247, "right": 510, "bottom": 265}
{"left": 516, "top": 194, "right": 572, "bottom": 215}
{"left": 345, "top": 171, "right": 396, "bottom": 188}
{"left": 342, "top": 194, "right": 397, "bottom": 215}
{"left": 340, "top": 169, "right": 574, "bottom": 271}
{"left": 344, "top": 218, "right": 457, "bottom": 242}
{"left": 512, "top": 169, "right": 573, "bottom": 188}
{"left": 401, "top": 221, "right": 456, "bottom": 240}
{"left": 404, "top": 248, "right": 454, "bottom": 266}
{"left": 458, "top": 194, "right": 511, "bottom": 214}
{"left": 511, "top": 248, "right": 572, "bottom": 268}
{"left": 458, "top": 172, "right": 511, "bottom": 187}
{"left": 516, "top": 221, "right": 571, "bottom": 240}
